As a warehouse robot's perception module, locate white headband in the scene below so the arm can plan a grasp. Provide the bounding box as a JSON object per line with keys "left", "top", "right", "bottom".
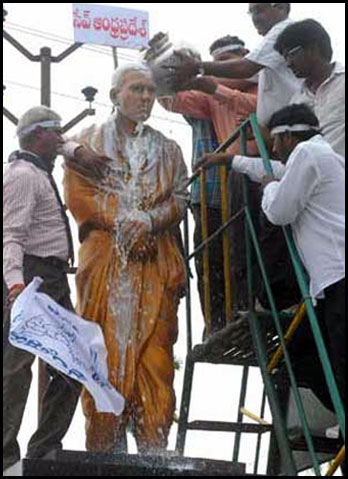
{"left": 211, "top": 44, "right": 244, "bottom": 57}
{"left": 270, "top": 124, "right": 319, "bottom": 137}
{"left": 17, "top": 120, "right": 61, "bottom": 138}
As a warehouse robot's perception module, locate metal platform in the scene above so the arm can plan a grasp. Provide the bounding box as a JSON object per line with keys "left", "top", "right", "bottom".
{"left": 3, "top": 450, "right": 248, "bottom": 476}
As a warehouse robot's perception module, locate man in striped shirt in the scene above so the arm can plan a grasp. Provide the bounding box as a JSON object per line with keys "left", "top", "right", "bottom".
{"left": 3, "top": 106, "right": 83, "bottom": 471}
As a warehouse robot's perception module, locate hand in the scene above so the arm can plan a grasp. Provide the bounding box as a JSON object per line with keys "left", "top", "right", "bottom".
{"left": 162, "top": 51, "right": 200, "bottom": 85}
{"left": 66, "top": 147, "right": 111, "bottom": 181}
{"left": 6, "top": 283, "right": 25, "bottom": 310}
{"left": 261, "top": 175, "right": 277, "bottom": 188}
{"left": 120, "top": 218, "right": 152, "bottom": 247}
{"left": 194, "top": 153, "right": 234, "bottom": 173}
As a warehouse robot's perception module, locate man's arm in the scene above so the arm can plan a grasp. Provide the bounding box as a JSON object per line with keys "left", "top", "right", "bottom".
{"left": 262, "top": 150, "right": 319, "bottom": 225}
{"left": 165, "top": 52, "right": 263, "bottom": 85}
{"left": 195, "top": 153, "right": 285, "bottom": 183}
{"left": 232, "top": 156, "right": 285, "bottom": 183}
{"left": 3, "top": 169, "right": 36, "bottom": 288}
{"left": 60, "top": 141, "right": 110, "bottom": 181}
{"left": 202, "top": 58, "right": 262, "bottom": 79}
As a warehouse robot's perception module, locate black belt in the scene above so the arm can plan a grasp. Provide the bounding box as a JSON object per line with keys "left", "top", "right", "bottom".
{"left": 24, "top": 254, "right": 70, "bottom": 272}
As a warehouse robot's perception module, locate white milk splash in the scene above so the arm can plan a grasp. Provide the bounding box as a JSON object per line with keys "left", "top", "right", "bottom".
{"left": 97, "top": 121, "right": 156, "bottom": 384}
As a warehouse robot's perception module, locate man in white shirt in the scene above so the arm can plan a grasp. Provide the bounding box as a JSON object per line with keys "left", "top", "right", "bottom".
{"left": 274, "top": 19, "right": 345, "bottom": 159}
{"left": 165, "top": 3, "right": 302, "bottom": 126}
{"left": 198, "top": 103, "right": 345, "bottom": 412}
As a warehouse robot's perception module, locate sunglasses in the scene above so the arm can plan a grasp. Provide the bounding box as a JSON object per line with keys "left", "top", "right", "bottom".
{"left": 283, "top": 45, "right": 304, "bottom": 61}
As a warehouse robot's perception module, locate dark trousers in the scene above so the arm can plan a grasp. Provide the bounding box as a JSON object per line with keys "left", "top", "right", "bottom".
{"left": 318, "top": 278, "right": 345, "bottom": 409}
{"left": 289, "top": 279, "right": 345, "bottom": 475}
{"left": 289, "top": 278, "right": 345, "bottom": 411}
{"left": 191, "top": 205, "right": 228, "bottom": 335}
{"left": 3, "top": 255, "right": 82, "bottom": 471}
{"left": 228, "top": 170, "right": 301, "bottom": 311}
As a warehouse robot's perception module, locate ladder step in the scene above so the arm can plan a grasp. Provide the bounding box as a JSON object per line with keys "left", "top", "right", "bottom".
{"left": 290, "top": 436, "right": 342, "bottom": 455}
{"left": 187, "top": 420, "right": 272, "bottom": 434}
{"left": 190, "top": 312, "right": 295, "bottom": 366}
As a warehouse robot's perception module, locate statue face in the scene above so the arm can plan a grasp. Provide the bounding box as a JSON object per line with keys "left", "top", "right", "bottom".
{"left": 114, "top": 71, "right": 156, "bottom": 123}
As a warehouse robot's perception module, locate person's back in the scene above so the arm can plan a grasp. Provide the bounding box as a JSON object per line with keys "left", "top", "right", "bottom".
{"left": 286, "top": 136, "right": 345, "bottom": 296}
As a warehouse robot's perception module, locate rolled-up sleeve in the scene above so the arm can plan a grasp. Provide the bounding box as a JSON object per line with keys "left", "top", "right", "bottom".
{"left": 3, "top": 169, "right": 37, "bottom": 287}
{"left": 233, "top": 155, "right": 285, "bottom": 182}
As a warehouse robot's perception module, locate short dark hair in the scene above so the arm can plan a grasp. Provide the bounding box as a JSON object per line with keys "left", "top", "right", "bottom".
{"left": 272, "top": 3, "right": 291, "bottom": 14}
{"left": 210, "top": 35, "right": 245, "bottom": 55}
{"left": 249, "top": 3, "right": 291, "bottom": 15}
{"left": 274, "top": 19, "right": 333, "bottom": 62}
{"left": 268, "top": 103, "right": 320, "bottom": 141}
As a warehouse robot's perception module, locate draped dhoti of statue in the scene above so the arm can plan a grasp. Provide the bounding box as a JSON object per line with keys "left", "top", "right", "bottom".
{"left": 63, "top": 63, "right": 188, "bottom": 454}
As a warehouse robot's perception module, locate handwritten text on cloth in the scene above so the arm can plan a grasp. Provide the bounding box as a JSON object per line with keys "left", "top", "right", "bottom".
{"left": 10, "top": 277, "right": 125, "bottom": 415}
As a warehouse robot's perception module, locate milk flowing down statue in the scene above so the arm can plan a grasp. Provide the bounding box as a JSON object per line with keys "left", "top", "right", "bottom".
{"left": 63, "top": 63, "right": 189, "bottom": 453}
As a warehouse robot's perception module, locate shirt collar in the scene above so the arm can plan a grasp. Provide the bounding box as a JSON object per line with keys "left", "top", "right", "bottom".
{"left": 301, "top": 62, "right": 345, "bottom": 94}
{"left": 20, "top": 149, "right": 41, "bottom": 159}
{"left": 267, "top": 18, "right": 293, "bottom": 36}
{"left": 318, "top": 62, "right": 345, "bottom": 91}
{"left": 332, "top": 62, "right": 345, "bottom": 75}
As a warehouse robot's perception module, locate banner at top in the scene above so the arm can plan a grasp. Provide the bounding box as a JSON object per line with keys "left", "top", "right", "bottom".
{"left": 72, "top": 3, "right": 149, "bottom": 49}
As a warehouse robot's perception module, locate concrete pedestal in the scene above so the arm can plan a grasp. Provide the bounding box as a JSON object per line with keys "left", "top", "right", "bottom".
{"left": 3, "top": 450, "right": 248, "bottom": 476}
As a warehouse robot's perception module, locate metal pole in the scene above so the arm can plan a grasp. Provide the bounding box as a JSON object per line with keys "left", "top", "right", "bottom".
{"left": 325, "top": 446, "right": 345, "bottom": 476}
{"left": 232, "top": 366, "right": 249, "bottom": 462}
{"left": 267, "top": 303, "right": 306, "bottom": 373}
{"left": 40, "top": 47, "right": 51, "bottom": 107}
{"left": 220, "top": 165, "right": 233, "bottom": 323}
{"left": 37, "top": 46, "right": 53, "bottom": 419}
{"left": 200, "top": 171, "right": 212, "bottom": 336}
{"left": 183, "top": 213, "right": 192, "bottom": 353}
{"left": 3, "top": 106, "right": 18, "bottom": 125}
{"left": 112, "top": 47, "right": 118, "bottom": 69}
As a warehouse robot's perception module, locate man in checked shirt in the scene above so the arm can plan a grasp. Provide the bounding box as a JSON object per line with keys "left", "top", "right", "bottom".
{"left": 2, "top": 105, "right": 101, "bottom": 471}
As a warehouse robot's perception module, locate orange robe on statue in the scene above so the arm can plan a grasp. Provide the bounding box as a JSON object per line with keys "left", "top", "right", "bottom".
{"left": 63, "top": 118, "right": 188, "bottom": 453}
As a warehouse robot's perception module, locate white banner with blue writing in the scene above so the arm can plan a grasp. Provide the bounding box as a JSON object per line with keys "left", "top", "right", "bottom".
{"left": 10, "top": 277, "right": 125, "bottom": 416}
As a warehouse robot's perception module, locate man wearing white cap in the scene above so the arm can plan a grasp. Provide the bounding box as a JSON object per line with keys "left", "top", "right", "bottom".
{"left": 197, "top": 103, "right": 345, "bottom": 413}
{"left": 3, "top": 106, "right": 83, "bottom": 471}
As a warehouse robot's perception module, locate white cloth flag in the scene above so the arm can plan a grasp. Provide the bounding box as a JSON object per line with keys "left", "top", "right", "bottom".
{"left": 10, "top": 277, "right": 125, "bottom": 416}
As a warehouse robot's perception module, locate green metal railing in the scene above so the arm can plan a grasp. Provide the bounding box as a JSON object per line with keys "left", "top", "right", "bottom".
{"left": 180, "top": 113, "right": 345, "bottom": 475}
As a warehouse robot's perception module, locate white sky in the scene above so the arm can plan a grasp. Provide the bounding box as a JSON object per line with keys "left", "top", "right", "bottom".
{"left": 3, "top": 3, "right": 345, "bottom": 475}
